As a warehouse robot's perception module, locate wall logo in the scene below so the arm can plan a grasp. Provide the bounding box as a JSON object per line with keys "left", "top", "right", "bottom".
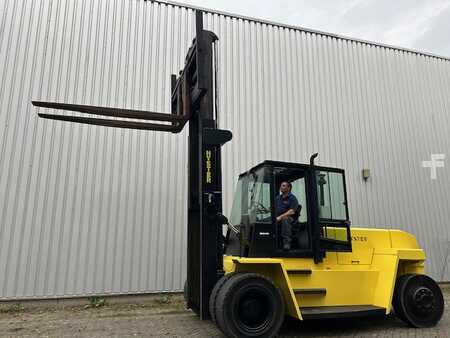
{"left": 422, "top": 154, "right": 445, "bottom": 180}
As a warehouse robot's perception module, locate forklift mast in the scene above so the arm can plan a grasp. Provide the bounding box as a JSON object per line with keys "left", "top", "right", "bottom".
{"left": 32, "top": 11, "right": 231, "bottom": 319}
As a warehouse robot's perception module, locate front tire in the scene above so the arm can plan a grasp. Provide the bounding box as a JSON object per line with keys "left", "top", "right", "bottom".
{"left": 215, "top": 273, "right": 285, "bottom": 338}
{"left": 395, "top": 274, "right": 444, "bottom": 328}
{"left": 209, "top": 272, "right": 240, "bottom": 324}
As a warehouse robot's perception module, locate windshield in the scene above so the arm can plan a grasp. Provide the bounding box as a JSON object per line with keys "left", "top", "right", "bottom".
{"left": 229, "top": 179, "right": 243, "bottom": 226}
{"left": 229, "top": 168, "right": 272, "bottom": 227}
{"left": 248, "top": 170, "right": 272, "bottom": 223}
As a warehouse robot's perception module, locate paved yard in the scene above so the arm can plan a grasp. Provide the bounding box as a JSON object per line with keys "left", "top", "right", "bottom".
{"left": 0, "top": 289, "right": 449, "bottom": 337}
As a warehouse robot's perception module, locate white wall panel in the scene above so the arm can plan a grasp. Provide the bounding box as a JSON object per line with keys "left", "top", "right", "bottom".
{"left": 0, "top": 0, "right": 449, "bottom": 299}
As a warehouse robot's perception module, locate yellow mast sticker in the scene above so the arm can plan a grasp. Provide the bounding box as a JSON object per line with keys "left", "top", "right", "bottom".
{"left": 206, "top": 150, "right": 212, "bottom": 183}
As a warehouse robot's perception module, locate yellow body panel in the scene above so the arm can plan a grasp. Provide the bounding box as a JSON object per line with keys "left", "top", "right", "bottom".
{"left": 229, "top": 258, "right": 302, "bottom": 319}
{"left": 223, "top": 228, "right": 425, "bottom": 320}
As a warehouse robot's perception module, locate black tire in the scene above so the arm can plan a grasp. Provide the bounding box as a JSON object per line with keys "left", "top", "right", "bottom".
{"left": 215, "top": 273, "right": 285, "bottom": 338}
{"left": 209, "top": 272, "right": 240, "bottom": 324}
{"left": 396, "top": 274, "right": 444, "bottom": 328}
{"left": 393, "top": 274, "right": 412, "bottom": 322}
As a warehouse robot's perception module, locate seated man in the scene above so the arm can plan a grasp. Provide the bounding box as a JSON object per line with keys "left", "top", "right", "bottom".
{"left": 275, "top": 181, "right": 300, "bottom": 251}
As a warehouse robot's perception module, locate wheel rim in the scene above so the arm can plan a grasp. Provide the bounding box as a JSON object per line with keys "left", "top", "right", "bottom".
{"left": 234, "top": 287, "right": 274, "bottom": 333}
{"left": 411, "top": 286, "right": 435, "bottom": 315}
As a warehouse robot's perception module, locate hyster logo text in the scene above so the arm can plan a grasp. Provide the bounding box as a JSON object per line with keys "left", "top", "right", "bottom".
{"left": 352, "top": 236, "right": 368, "bottom": 242}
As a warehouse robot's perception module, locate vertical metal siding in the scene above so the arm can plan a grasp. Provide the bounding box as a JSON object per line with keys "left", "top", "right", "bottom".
{"left": 0, "top": 0, "right": 449, "bottom": 299}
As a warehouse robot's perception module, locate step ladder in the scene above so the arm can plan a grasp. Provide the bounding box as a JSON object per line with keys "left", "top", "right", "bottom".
{"left": 286, "top": 269, "right": 385, "bottom": 320}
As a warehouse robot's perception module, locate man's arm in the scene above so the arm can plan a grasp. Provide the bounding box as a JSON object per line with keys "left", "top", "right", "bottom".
{"left": 276, "top": 209, "right": 295, "bottom": 222}
{"left": 276, "top": 195, "right": 299, "bottom": 222}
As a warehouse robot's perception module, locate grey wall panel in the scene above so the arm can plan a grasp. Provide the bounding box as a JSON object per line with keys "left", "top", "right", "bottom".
{"left": 0, "top": 0, "right": 449, "bottom": 299}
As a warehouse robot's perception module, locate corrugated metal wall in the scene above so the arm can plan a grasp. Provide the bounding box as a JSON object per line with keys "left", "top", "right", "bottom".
{"left": 0, "top": 0, "right": 449, "bottom": 300}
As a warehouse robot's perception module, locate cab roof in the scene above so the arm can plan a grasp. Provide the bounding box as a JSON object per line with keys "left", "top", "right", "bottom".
{"left": 238, "top": 160, "right": 345, "bottom": 178}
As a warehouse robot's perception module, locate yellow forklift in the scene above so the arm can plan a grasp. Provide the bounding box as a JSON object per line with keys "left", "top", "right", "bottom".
{"left": 33, "top": 10, "right": 444, "bottom": 338}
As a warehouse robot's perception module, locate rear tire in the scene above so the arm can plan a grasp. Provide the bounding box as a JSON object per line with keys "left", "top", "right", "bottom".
{"left": 395, "top": 274, "right": 444, "bottom": 328}
{"left": 215, "top": 273, "right": 285, "bottom": 338}
{"left": 393, "top": 274, "right": 411, "bottom": 322}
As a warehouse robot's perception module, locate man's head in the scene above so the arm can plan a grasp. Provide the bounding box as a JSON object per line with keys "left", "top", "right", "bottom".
{"left": 280, "top": 181, "right": 292, "bottom": 194}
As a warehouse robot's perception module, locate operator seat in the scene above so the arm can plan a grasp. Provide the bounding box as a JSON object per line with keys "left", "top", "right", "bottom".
{"left": 291, "top": 205, "right": 309, "bottom": 249}
{"left": 292, "top": 204, "right": 302, "bottom": 222}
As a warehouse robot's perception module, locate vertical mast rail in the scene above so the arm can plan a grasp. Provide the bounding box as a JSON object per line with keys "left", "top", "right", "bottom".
{"left": 32, "top": 10, "right": 232, "bottom": 320}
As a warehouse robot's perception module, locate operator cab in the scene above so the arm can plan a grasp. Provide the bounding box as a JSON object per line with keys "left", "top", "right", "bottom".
{"left": 225, "top": 159, "right": 352, "bottom": 261}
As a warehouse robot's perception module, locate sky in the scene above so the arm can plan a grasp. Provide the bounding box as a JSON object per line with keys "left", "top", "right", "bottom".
{"left": 177, "top": 0, "right": 450, "bottom": 57}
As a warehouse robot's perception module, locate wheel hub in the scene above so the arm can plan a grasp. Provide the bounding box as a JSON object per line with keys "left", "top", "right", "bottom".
{"left": 240, "top": 298, "right": 264, "bottom": 323}
{"left": 237, "top": 292, "right": 271, "bottom": 330}
{"left": 412, "top": 287, "right": 435, "bottom": 314}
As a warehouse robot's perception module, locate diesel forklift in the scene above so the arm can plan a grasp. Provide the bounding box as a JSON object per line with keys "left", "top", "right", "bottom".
{"left": 33, "top": 10, "right": 444, "bottom": 338}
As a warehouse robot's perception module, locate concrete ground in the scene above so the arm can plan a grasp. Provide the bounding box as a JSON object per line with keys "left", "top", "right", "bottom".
{"left": 0, "top": 289, "right": 449, "bottom": 337}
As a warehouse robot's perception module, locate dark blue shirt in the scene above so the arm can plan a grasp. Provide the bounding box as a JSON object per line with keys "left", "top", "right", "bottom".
{"left": 275, "top": 192, "right": 299, "bottom": 216}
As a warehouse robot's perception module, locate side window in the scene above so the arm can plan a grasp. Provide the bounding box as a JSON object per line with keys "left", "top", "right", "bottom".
{"left": 290, "top": 177, "right": 308, "bottom": 222}
{"left": 316, "top": 171, "right": 347, "bottom": 221}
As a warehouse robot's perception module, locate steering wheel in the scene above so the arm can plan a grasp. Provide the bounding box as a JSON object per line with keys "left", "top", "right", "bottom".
{"left": 254, "top": 202, "right": 270, "bottom": 214}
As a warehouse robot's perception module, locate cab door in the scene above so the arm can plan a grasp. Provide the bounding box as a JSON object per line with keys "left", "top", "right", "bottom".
{"left": 310, "top": 168, "right": 352, "bottom": 259}
{"left": 273, "top": 167, "right": 313, "bottom": 257}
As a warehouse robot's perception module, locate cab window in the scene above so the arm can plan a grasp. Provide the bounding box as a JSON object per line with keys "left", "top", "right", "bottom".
{"left": 290, "top": 176, "right": 308, "bottom": 223}
{"left": 229, "top": 179, "right": 243, "bottom": 226}
{"left": 248, "top": 173, "right": 271, "bottom": 223}
{"left": 316, "top": 171, "right": 348, "bottom": 221}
